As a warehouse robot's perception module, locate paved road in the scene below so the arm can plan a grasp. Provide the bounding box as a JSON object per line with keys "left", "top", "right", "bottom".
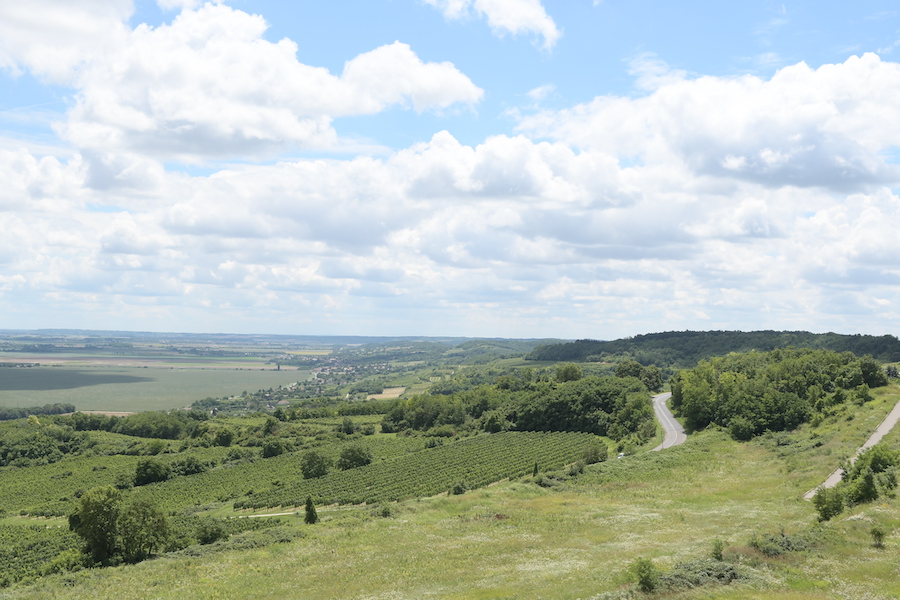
{"left": 804, "top": 398, "right": 900, "bottom": 500}
{"left": 651, "top": 392, "right": 686, "bottom": 451}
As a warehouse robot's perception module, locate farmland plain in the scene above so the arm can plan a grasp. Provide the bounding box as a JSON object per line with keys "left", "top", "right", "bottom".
{"left": 0, "top": 345, "right": 311, "bottom": 412}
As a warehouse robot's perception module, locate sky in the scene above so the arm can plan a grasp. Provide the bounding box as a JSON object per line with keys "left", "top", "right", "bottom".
{"left": 2, "top": 1, "right": 900, "bottom": 340}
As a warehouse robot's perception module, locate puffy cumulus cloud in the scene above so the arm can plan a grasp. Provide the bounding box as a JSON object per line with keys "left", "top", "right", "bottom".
{"left": 3, "top": 104, "right": 900, "bottom": 337}
{"left": 3, "top": 3, "right": 482, "bottom": 161}
{"left": 424, "top": 0, "right": 560, "bottom": 49}
{"left": 0, "top": 0, "right": 132, "bottom": 82}
{"left": 519, "top": 53, "right": 900, "bottom": 193}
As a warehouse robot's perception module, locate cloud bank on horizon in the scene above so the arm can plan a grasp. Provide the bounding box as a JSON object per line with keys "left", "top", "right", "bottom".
{"left": 1, "top": 0, "right": 900, "bottom": 339}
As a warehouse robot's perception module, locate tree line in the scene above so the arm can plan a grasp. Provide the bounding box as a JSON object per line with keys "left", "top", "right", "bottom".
{"left": 526, "top": 331, "right": 900, "bottom": 367}
{"left": 379, "top": 365, "right": 657, "bottom": 446}
{"left": 669, "top": 348, "right": 889, "bottom": 439}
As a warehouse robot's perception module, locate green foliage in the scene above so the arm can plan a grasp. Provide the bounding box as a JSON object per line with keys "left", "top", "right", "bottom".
{"left": 514, "top": 376, "right": 652, "bottom": 440}
{"left": 117, "top": 498, "right": 171, "bottom": 563}
{"left": 582, "top": 440, "right": 608, "bottom": 464}
{"left": 631, "top": 557, "right": 658, "bottom": 593}
{"left": 170, "top": 455, "right": 209, "bottom": 476}
{"left": 555, "top": 362, "right": 583, "bottom": 382}
{"left": 68, "top": 485, "right": 172, "bottom": 565}
{"left": 234, "top": 432, "right": 594, "bottom": 510}
{"left": 304, "top": 496, "right": 318, "bottom": 524}
{"left": 68, "top": 485, "right": 123, "bottom": 564}
{"left": 527, "top": 330, "right": 900, "bottom": 365}
{"left": 195, "top": 519, "right": 228, "bottom": 545}
{"left": 338, "top": 417, "right": 357, "bottom": 434}
{"left": 658, "top": 558, "right": 743, "bottom": 590}
{"left": 212, "top": 427, "right": 234, "bottom": 447}
{"left": 300, "top": 450, "right": 331, "bottom": 479}
{"left": 261, "top": 438, "right": 288, "bottom": 458}
{"left": 449, "top": 481, "right": 468, "bottom": 495}
{"left": 870, "top": 525, "right": 886, "bottom": 549}
{"left": 134, "top": 457, "right": 171, "bottom": 486}
{"left": 0, "top": 524, "right": 82, "bottom": 587}
{"left": 748, "top": 529, "right": 817, "bottom": 557}
{"left": 671, "top": 348, "right": 889, "bottom": 438}
{"left": 812, "top": 486, "right": 844, "bottom": 522}
{"left": 0, "top": 420, "right": 86, "bottom": 467}
{"left": 336, "top": 445, "right": 373, "bottom": 470}
{"left": 711, "top": 538, "right": 725, "bottom": 561}
{"left": 0, "top": 402, "right": 75, "bottom": 421}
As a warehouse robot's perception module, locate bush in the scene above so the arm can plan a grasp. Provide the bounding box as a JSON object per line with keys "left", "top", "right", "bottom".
{"left": 261, "top": 438, "right": 286, "bottom": 458}
{"left": 871, "top": 525, "right": 886, "bottom": 549}
{"left": 659, "top": 558, "right": 743, "bottom": 590}
{"left": 711, "top": 538, "right": 725, "bottom": 561}
{"left": 448, "top": 481, "right": 468, "bottom": 495}
{"left": 749, "top": 529, "right": 816, "bottom": 557}
{"left": 133, "top": 458, "right": 171, "bottom": 486}
{"left": 728, "top": 416, "right": 754, "bottom": 441}
{"left": 300, "top": 451, "right": 331, "bottom": 479}
{"left": 336, "top": 445, "right": 373, "bottom": 470}
{"left": 171, "top": 456, "right": 208, "bottom": 476}
{"left": 195, "top": 520, "right": 228, "bottom": 545}
{"left": 631, "top": 557, "right": 658, "bottom": 593}
{"left": 582, "top": 440, "right": 608, "bottom": 464}
{"left": 812, "top": 486, "right": 844, "bottom": 521}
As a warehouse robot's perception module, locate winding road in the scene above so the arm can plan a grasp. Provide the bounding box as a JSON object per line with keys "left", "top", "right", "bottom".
{"left": 803, "top": 398, "right": 900, "bottom": 500}
{"left": 651, "top": 392, "right": 686, "bottom": 451}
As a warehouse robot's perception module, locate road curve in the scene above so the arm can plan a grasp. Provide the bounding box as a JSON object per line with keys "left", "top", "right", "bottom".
{"left": 651, "top": 392, "right": 687, "bottom": 451}
{"left": 803, "top": 398, "right": 900, "bottom": 500}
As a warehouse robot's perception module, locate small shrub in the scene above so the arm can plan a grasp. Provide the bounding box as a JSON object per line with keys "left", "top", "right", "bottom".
{"left": 749, "top": 529, "right": 815, "bottom": 557}
{"left": 582, "top": 440, "right": 608, "bottom": 464}
{"left": 336, "top": 445, "right": 373, "bottom": 470}
{"left": 812, "top": 486, "right": 844, "bottom": 521}
{"left": 195, "top": 520, "right": 228, "bottom": 545}
{"left": 659, "top": 558, "right": 743, "bottom": 590}
{"left": 631, "top": 557, "right": 658, "bottom": 593}
{"left": 871, "top": 525, "right": 886, "bottom": 549}
{"left": 261, "top": 438, "right": 286, "bottom": 458}
{"left": 449, "top": 481, "right": 468, "bottom": 496}
{"left": 711, "top": 538, "right": 725, "bottom": 561}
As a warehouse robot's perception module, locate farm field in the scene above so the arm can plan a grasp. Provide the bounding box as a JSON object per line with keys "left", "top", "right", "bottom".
{"left": 0, "top": 366, "right": 309, "bottom": 412}
{"left": 5, "top": 423, "right": 900, "bottom": 600}
{"left": 1, "top": 336, "right": 899, "bottom": 598}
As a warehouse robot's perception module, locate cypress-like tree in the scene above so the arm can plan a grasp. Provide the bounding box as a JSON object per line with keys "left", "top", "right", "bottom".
{"left": 304, "top": 496, "right": 318, "bottom": 524}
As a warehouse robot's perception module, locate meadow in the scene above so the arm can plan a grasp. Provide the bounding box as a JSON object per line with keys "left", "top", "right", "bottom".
{"left": 0, "top": 386, "right": 897, "bottom": 598}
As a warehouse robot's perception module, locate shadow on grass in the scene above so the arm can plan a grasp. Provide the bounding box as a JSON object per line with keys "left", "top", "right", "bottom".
{"left": 0, "top": 368, "right": 154, "bottom": 391}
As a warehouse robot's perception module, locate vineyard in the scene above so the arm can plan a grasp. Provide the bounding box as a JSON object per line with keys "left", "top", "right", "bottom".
{"left": 233, "top": 431, "right": 596, "bottom": 509}
{"left": 0, "top": 525, "right": 80, "bottom": 587}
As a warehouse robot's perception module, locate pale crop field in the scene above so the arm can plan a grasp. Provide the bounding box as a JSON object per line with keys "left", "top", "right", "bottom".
{"left": 0, "top": 366, "right": 310, "bottom": 411}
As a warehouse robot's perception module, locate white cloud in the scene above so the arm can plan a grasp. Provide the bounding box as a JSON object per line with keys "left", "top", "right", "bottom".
{"left": 424, "top": 0, "right": 560, "bottom": 49}
{"left": 157, "top": 0, "right": 201, "bottom": 10}
{"left": 0, "top": 0, "right": 132, "bottom": 82}
{"left": 3, "top": 3, "right": 482, "bottom": 163}
{"left": 518, "top": 53, "right": 900, "bottom": 192}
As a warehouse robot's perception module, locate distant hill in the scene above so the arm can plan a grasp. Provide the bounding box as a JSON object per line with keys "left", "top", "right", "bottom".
{"left": 525, "top": 330, "right": 900, "bottom": 368}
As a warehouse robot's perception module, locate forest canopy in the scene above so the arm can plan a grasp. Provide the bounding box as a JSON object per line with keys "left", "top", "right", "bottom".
{"left": 526, "top": 331, "right": 900, "bottom": 367}
{"left": 669, "top": 348, "right": 889, "bottom": 439}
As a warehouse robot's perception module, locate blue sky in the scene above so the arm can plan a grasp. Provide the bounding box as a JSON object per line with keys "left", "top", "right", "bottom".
{"left": 1, "top": 1, "right": 900, "bottom": 339}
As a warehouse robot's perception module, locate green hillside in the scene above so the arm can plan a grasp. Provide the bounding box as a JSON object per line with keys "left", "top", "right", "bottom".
{"left": 527, "top": 330, "right": 900, "bottom": 366}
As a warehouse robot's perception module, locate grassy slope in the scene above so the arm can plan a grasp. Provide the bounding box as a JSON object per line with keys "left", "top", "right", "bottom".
{"left": 4, "top": 388, "right": 900, "bottom": 599}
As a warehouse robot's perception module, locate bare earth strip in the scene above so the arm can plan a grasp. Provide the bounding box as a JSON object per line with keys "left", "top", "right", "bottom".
{"left": 803, "top": 398, "right": 900, "bottom": 500}
{"left": 651, "top": 392, "right": 686, "bottom": 451}
{"left": 367, "top": 387, "right": 406, "bottom": 400}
